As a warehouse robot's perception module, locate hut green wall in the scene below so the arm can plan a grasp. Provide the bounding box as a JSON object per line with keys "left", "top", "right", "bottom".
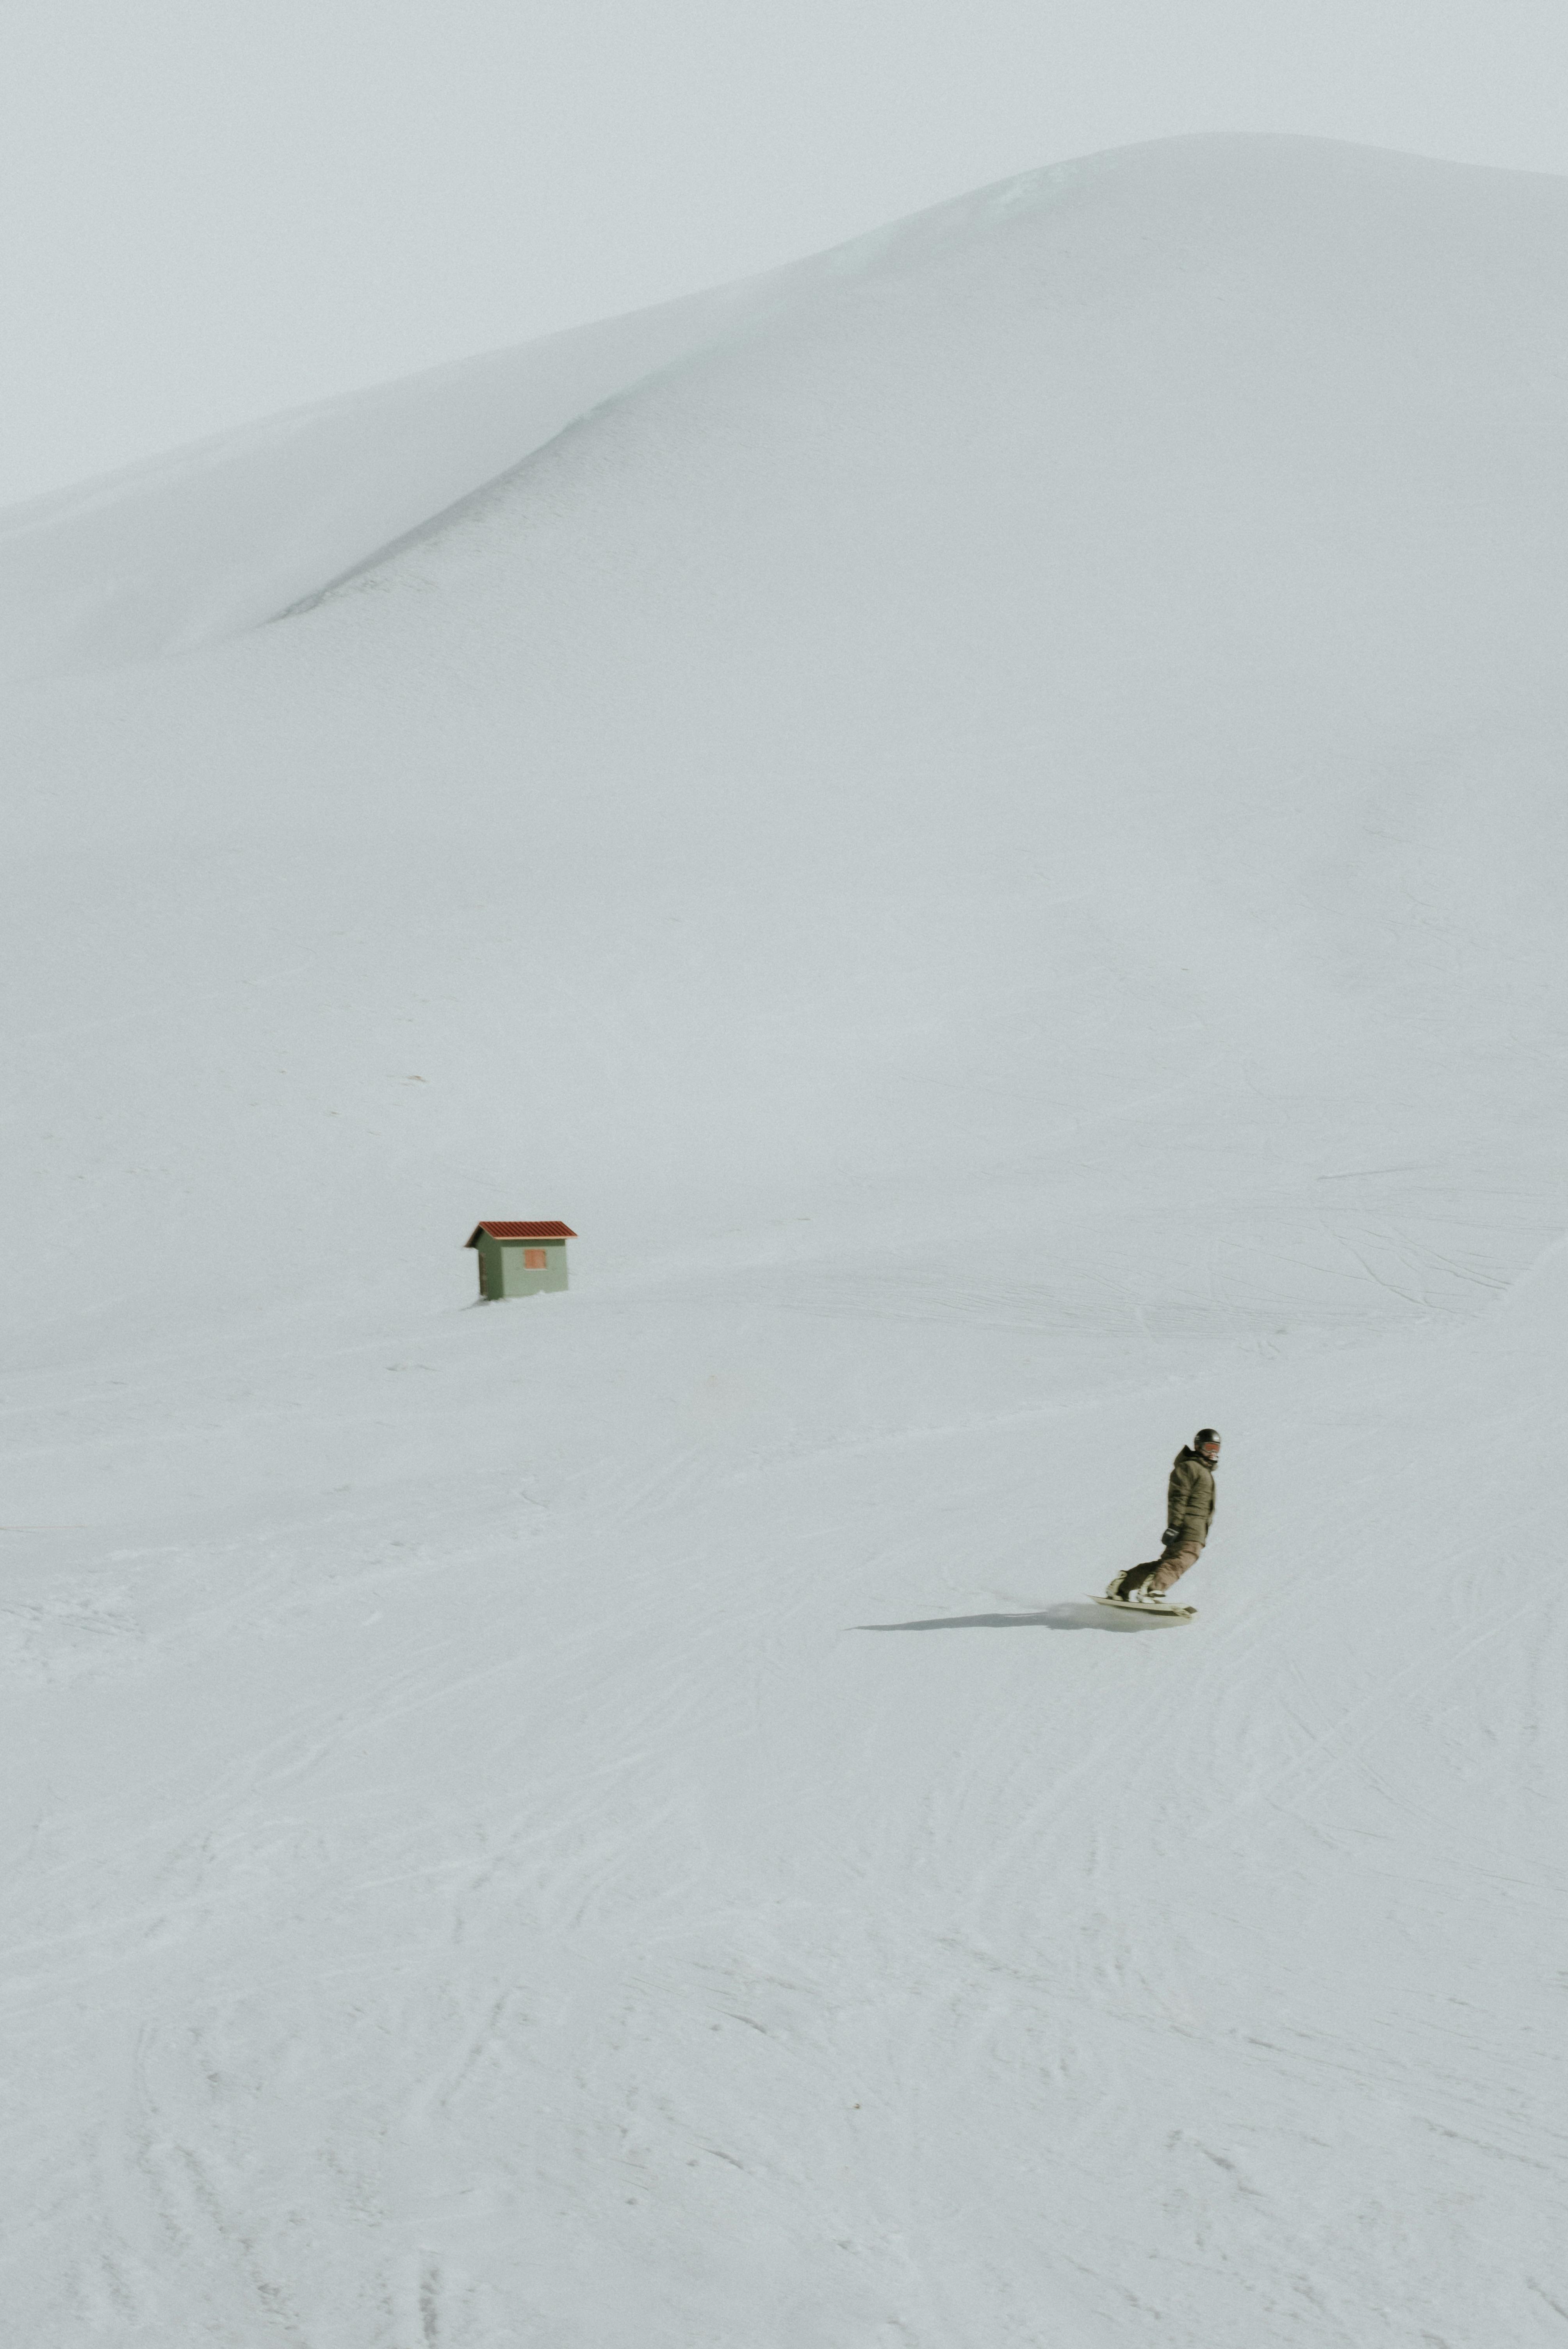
{"left": 472, "top": 1239, "right": 569, "bottom": 1298}
{"left": 500, "top": 1241, "right": 567, "bottom": 1297}
{"left": 473, "top": 1233, "right": 503, "bottom": 1298}
{"left": 471, "top": 1234, "right": 570, "bottom": 1299}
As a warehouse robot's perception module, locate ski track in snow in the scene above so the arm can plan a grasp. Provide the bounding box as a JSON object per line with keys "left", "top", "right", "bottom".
{"left": 6, "top": 1283, "right": 1566, "bottom": 2343}
{"left": 4, "top": 134, "right": 1568, "bottom": 2343}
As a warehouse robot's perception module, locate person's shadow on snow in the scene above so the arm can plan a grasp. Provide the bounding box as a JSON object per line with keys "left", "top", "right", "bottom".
{"left": 857, "top": 1602, "right": 1157, "bottom": 1634}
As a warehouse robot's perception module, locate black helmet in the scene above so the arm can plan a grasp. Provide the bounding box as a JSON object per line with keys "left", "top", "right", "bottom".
{"left": 1195, "top": 1428, "right": 1221, "bottom": 1447}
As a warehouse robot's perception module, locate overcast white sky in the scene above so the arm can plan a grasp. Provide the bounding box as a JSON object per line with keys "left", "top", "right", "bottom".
{"left": 5, "top": 0, "right": 1568, "bottom": 507}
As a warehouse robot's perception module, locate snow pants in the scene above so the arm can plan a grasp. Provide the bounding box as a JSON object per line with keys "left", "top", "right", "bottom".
{"left": 1123, "top": 1539, "right": 1204, "bottom": 1598}
{"left": 1149, "top": 1541, "right": 1203, "bottom": 1595}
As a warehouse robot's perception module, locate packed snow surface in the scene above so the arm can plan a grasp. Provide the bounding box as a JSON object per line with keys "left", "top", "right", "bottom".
{"left": 4, "top": 136, "right": 1568, "bottom": 2343}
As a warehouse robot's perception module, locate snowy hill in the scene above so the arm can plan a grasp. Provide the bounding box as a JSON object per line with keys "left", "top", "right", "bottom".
{"left": 4, "top": 135, "right": 1567, "bottom": 2343}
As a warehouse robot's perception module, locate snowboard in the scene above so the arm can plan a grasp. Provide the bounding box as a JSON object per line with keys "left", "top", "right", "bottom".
{"left": 1094, "top": 1593, "right": 1196, "bottom": 1619}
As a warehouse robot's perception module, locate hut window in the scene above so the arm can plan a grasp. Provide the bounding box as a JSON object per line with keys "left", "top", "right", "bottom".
{"left": 522, "top": 1248, "right": 547, "bottom": 1268}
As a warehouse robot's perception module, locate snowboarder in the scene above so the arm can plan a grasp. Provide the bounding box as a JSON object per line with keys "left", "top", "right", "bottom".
{"left": 1106, "top": 1429, "right": 1220, "bottom": 1604}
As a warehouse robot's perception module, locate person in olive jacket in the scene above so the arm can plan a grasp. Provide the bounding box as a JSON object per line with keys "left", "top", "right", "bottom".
{"left": 1108, "top": 1429, "right": 1221, "bottom": 1603}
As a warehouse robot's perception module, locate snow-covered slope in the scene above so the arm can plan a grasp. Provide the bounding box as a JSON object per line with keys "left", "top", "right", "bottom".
{"left": 0, "top": 164, "right": 1101, "bottom": 688}
{"left": 4, "top": 136, "right": 1568, "bottom": 2343}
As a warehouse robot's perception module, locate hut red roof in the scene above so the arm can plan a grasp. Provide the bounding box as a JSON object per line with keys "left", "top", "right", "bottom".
{"left": 465, "top": 1221, "right": 577, "bottom": 1246}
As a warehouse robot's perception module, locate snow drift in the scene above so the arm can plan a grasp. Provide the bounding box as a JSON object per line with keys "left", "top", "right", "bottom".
{"left": 3, "top": 136, "right": 1567, "bottom": 2344}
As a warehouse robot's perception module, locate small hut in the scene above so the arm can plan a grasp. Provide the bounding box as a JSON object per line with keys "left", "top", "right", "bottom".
{"left": 465, "top": 1221, "right": 577, "bottom": 1300}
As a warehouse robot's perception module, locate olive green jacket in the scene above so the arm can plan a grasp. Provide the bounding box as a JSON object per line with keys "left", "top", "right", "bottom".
{"left": 1165, "top": 1448, "right": 1217, "bottom": 1549}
